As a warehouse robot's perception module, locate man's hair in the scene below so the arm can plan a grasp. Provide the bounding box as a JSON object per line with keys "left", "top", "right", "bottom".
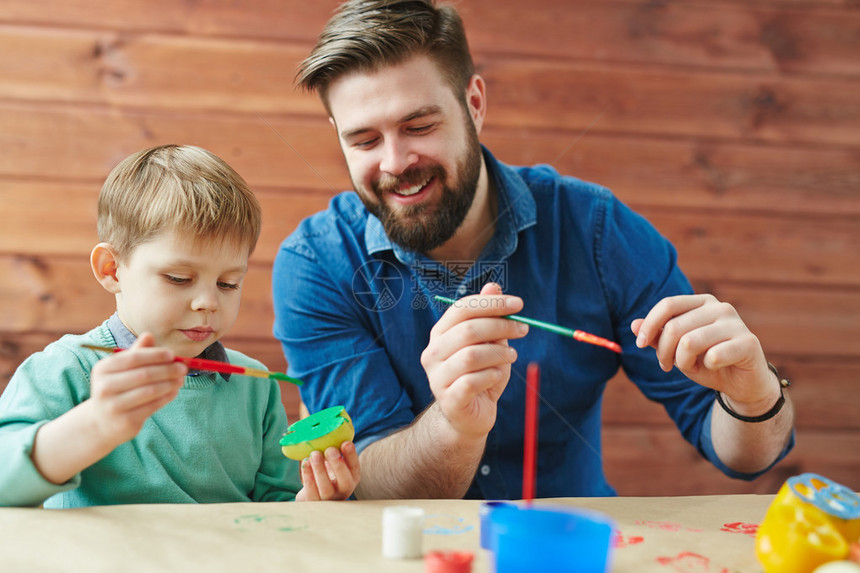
{"left": 296, "top": 0, "right": 475, "bottom": 110}
{"left": 97, "top": 145, "right": 261, "bottom": 260}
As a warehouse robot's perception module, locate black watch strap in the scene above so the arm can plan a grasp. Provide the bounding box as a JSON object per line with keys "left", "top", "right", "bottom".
{"left": 715, "top": 362, "right": 791, "bottom": 423}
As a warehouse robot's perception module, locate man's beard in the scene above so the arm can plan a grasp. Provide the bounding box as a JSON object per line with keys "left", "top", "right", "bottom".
{"left": 358, "top": 123, "right": 482, "bottom": 254}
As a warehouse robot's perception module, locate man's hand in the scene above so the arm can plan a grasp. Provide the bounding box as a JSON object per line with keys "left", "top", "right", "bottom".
{"left": 631, "top": 294, "right": 779, "bottom": 414}
{"left": 420, "top": 283, "right": 528, "bottom": 439}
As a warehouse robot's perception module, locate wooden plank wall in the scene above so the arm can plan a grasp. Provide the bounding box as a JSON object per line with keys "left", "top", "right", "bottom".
{"left": 0, "top": 0, "right": 858, "bottom": 496}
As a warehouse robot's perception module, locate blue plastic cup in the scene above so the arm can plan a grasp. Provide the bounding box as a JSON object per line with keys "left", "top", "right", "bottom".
{"left": 488, "top": 505, "right": 614, "bottom": 573}
{"left": 480, "top": 501, "right": 516, "bottom": 549}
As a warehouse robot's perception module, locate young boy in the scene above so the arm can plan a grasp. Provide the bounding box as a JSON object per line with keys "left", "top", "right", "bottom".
{"left": 0, "top": 144, "right": 359, "bottom": 507}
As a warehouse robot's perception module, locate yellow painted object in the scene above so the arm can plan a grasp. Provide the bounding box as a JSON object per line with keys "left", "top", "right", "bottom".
{"left": 756, "top": 474, "right": 860, "bottom": 573}
{"left": 813, "top": 562, "right": 860, "bottom": 573}
{"left": 279, "top": 406, "right": 355, "bottom": 460}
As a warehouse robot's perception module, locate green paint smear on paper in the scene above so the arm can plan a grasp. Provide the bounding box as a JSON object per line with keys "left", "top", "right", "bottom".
{"left": 233, "top": 514, "right": 309, "bottom": 533}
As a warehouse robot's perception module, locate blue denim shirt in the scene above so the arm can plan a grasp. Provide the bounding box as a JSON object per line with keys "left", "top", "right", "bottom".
{"left": 273, "top": 147, "right": 791, "bottom": 499}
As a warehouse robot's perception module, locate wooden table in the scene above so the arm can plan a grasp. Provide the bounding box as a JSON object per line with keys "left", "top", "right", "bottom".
{"left": 0, "top": 495, "right": 772, "bottom": 572}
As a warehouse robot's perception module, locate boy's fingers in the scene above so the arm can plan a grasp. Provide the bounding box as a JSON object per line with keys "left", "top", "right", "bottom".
{"left": 96, "top": 379, "right": 182, "bottom": 418}
{"left": 324, "top": 446, "right": 358, "bottom": 497}
{"left": 340, "top": 441, "right": 361, "bottom": 481}
{"left": 131, "top": 332, "right": 157, "bottom": 348}
{"left": 96, "top": 348, "right": 181, "bottom": 377}
{"left": 93, "top": 362, "right": 186, "bottom": 396}
{"left": 299, "top": 458, "right": 320, "bottom": 501}
{"left": 308, "top": 450, "right": 335, "bottom": 499}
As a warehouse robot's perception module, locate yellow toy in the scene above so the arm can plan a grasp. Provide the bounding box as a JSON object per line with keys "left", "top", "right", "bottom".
{"left": 813, "top": 562, "right": 860, "bottom": 573}
{"left": 279, "top": 406, "right": 355, "bottom": 460}
{"left": 756, "top": 473, "right": 860, "bottom": 573}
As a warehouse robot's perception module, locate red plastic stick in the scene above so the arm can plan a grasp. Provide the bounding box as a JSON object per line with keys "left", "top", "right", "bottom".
{"left": 523, "top": 362, "right": 540, "bottom": 502}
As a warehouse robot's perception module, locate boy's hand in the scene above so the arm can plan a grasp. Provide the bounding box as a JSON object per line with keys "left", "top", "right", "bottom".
{"left": 295, "top": 441, "right": 361, "bottom": 501}
{"left": 88, "top": 333, "right": 187, "bottom": 447}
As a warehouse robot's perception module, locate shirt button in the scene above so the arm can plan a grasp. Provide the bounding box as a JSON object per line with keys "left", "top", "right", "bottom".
{"left": 457, "top": 284, "right": 467, "bottom": 296}
{"left": 480, "top": 464, "right": 491, "bottom": 476}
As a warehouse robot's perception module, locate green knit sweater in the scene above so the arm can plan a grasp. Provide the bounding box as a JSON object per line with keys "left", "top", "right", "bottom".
{"left": 0, "top": 322, "right": 300, "bottom": 507}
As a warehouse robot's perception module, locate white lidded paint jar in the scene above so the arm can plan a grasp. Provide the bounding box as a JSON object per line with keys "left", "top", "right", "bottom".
{"left": 382, "top": 505, "right": 425, "bottom": 559}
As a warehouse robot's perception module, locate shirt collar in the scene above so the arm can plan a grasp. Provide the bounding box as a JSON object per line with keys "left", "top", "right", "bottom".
{"left": 106, "top": 312, "right": 231, "bottom": 381}
{"left": 365, "top": 213, "right": 391, "bottom": 256}
{"left": 365, "top": 145, "right": 537, "bottom": 265}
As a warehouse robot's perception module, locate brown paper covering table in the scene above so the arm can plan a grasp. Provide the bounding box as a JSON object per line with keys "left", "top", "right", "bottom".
{"left": 0, "top": 494, "right": 772, "bottom": 572}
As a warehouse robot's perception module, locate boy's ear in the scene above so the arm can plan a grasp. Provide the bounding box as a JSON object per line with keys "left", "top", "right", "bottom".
{"left": 91, "top": 243, "right": 121, "bottom": 293}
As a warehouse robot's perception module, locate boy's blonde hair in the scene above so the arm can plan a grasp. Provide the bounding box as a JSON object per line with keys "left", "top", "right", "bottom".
{"left": 97, "top": 145, "right": 261, "bottom": 260}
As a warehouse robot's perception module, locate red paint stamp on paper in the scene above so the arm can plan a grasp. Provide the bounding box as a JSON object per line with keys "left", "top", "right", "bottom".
{"left": 720, "top": 522, "right": 758, "bottom": 536}
{"left": 656, "top": 551, "right": 729, "bottom": 573}
{"left": 611, "top": 530, "right": 645, "bottom": 548}
{"left": 636, "top": 520, "right": 703, "bottom": 533}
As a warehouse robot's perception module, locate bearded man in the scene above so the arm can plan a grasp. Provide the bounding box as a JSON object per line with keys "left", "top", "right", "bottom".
{"left": 272, "top": 0, "right": 795, "bottom": 500}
